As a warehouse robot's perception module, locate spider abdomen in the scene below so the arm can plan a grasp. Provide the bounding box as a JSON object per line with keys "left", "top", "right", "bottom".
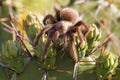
{"left": 60, "top": 8, "right": 79, "bottom": 23}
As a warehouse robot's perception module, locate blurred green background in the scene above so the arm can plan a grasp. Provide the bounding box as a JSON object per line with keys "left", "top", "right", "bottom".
{"left": 0, "top": 0, "right": 120, "bottom": 80}
{"left": 5, "top": 0, "right": 120, "bottom": 54}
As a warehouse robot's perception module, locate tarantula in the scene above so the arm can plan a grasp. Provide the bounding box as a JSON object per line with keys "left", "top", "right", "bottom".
{"left": 34, "top": 7, "right": 89, "bottom": 63}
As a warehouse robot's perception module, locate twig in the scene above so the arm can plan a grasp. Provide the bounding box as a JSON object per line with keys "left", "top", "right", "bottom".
{"left": 83, "top": 6, "right": 120, "bottom": 56}
{"left": 1, "top": 22, "right": 32, "bottom": 57}
{"left": 17, "top": 36, "right": 32, "bottom": 57}
{"left": 73, "top": 62, "right": 78, "bottom": 80}
{"left": 91, "top": 33, "right": 114, "bottom": 53}
{"left": 112, "top": 76, "right": 120, "bottom": 79}
{"left": 53, "top": 69, "right": 71, "bottom": 74}
{"left": 79, "top": 60, "right": 102, "bottom": 63}
{"left": 0, "top": 18, "right": 9, "bottom": 22}
{"left": 42, "top": 71, "right": 48, "bottom": 80}
{"left": 10, "top": 72, "right": 17, "bottom": 80}
{"left": 33, "top": 14, "right": 44, "bottom": 28}
{"left": 1, "top": 22, "right": 32, "bottom": 44}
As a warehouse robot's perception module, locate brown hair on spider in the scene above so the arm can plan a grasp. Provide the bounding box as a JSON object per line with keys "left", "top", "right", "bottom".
{"left": 35, "top": 7, "right": 89, "bottom": 64}
{"left": 43, "top": 7, "right": 80, "bottom": 25}
{"left": 60, "top": 8, "right": 79, "bottom": 23}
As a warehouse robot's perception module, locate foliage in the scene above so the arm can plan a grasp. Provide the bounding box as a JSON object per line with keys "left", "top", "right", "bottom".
{"left": 0, "top": 0, "right": 120, "bottom": 80}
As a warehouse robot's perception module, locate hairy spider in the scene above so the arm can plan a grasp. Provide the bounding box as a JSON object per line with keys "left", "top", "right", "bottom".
{"left": 34, "top": 7, "right": 89, "bottom": 63}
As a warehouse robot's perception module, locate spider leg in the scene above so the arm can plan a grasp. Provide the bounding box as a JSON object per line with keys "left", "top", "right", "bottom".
{"left": 52, "top": 30, "right": 60, "bottom": 49}
{"left": 74, "top": 21, "right": 89, "bottom": 43}
{"left": 63, "top": 35, "right": 68, "bottom": 51}
{"left": 76, "top": 27, "right": 85, "bottom": 44}
{"left": 42, "top": 33, "right": 52, "bottom": 63}
{"left": 80, "top": 22, "right": 89, "bottom": 39}
{"left": 34, "top": 24, "right": 52, "bottom": 47}
{"left": 69, "top": 34, "right": 78, "bottom": 63}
